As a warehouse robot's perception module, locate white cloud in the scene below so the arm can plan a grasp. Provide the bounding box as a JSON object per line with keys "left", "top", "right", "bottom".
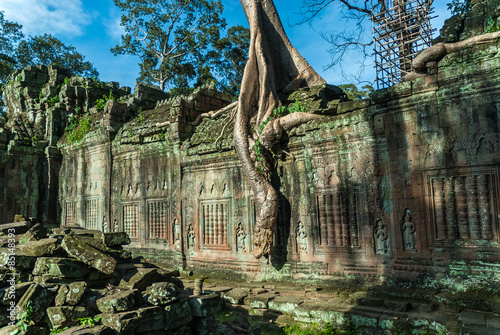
{"left": 0, "top": 0, "right": 93, "bottom": 37}
{"left": 103, "top": 7, "right": 125, "bottom": 42}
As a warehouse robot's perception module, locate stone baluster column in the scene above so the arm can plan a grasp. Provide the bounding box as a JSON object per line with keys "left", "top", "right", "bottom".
{"left": 208, "top": 204, "right": 213, "bottom": 245}
{"left": 349, "top": 191, "right": 358, "bottom": 247}
{"left": 326, "top": 194, "right": 335, "bottom": 246}
{"left": 341, "top": 193, "right": 350, "bottom": 246}
{"left": 467, "top": 175, "right": 481, "bottom": 239}
{"left": 433, "top": 178, "right": 447, "bottom": 240}
{"left": 223, "top": 204, "right": 228, "bottom": 245}
{"left": 445, "top": 177, "right": 458, "bottom": 240}
{"left": 478, "top": 174, "right": 493, "bottom": 240}
{"left": 214, "top": 204, "right": 219, "bottom": 245}
{"left": 455, "top": 176, "right": 469, "bottom": 239}
{"left": 333, "top": 192, "right": 342, "bottom": 246}
{"left": 319, "top": 195, "right": 328, "bottom": 246}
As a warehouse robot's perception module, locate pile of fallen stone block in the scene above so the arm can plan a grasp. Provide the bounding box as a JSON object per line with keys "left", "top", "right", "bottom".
{"left": 0, "top": 220, "right": 250, "bottom": 335}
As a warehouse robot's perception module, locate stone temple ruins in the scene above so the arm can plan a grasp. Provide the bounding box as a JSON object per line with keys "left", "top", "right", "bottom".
{"left": 1, "top": 1, "right": 500, "bottom": 333}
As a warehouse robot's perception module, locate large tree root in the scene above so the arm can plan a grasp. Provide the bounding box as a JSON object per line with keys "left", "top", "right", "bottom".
{"left": 236, "top": 0, "right": 325, "bottom": 259}
{"left": 405, "top": 31, "right": 500, "bottom": 81}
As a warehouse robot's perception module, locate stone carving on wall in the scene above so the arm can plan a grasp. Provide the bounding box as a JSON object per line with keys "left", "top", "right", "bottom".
{"left": 85, "top": 198, "right": 100, "bottom": 230}
{"left": 427, "top": 171, "right": 496, "bottom": 242}
{"left": 187, "top": 224, "right": 195, "bottom": 249}
{"left": 199, "top": 200, "right": 229, "bottom": 249}
{"left": 103, "top": 215, "right": 108, "bottom": 233}
{"left": 374, "top": 220, "right": 388, "bottom": 254}
{"left": 172, "top": 219, "right": 180, "bottom": 250}
{"left": 401, "top": 209, "right": 416, "bottom": 250}
{"left": 147, "top": 200, "right": 168, "bottom": 240}
{"left": 235, "top": 222, "right": 247, "bottom": 252}
{"left": 296, "top": 221, "right": 308, "bottom": 252}
{"left": 316, "top": 190, "right": 359, "bottom": 248}
{"left": 122, "top": 203, "right": 139, "bottom": 239}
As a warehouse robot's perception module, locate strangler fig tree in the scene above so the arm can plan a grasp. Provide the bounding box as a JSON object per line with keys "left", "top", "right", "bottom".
{"left": 235, "top": 0, "right": 326, "bottom": 259}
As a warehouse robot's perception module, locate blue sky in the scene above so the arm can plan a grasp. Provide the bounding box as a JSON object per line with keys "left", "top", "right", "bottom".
{"left": 0, "top": 0, "right": 449, "bottom": 90}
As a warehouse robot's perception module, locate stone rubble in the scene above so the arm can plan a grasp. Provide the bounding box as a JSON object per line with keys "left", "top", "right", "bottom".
{"left": 0, "top": 223, "right": 252, "bottom": 335}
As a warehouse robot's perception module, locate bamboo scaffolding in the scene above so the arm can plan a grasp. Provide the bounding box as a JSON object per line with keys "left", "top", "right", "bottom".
{"left": 371, "top": 0, "right": 436, "bottom": 88}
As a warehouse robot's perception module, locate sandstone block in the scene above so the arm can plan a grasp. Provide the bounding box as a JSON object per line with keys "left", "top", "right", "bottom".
{"left": 57, "top": 325, "right": 115, "bottom": 335}
{"left": 101, "top": 306, "right": 164, "bottom": 335}
{"left": 0, "top": 306, "right": 10, "bottom": 327}
{"left": 67, "top": 281, "right": 87, "bottom": 305}
{"left": 96, "top": 289, "right": 142, "bottom": 314}
{"left": 119, "top": 268, "right": 163, "bottom": 291}
{"left": 164, "top": 299, "right": 192, "bottom": 330}
{"left": 146, "top": 282, "right": 180, "bottom": 305}
{"left": 16, "top": 283, "right": 54, "bottom": 323}
{"left": 191, "top": 315, "right": 218, "bottom": 335}
{"left": 0, "top": 282, "right": 32, "bottom": 306}
{"left": 47, "top": 306, "right": 89, "bottom": 329}
{"left": 0, "top": 248, "right": 37, "bottom": 270}
{"left": 33, "top": 257, "right": 90, "bottom": 278}
{"left": 222, "top": 288, "right": 249, "bottom": 305}
{"left": 0, "top": 326, "right": 18, "bottom": 335}
{"left": 73, "top": 235, "right": 107, "bottom": 251}
{"left": 17, "top": 238, "right": 60, "bottom": 256}
{"left": 189, "top": 293, "right": 222, "bottom": 317}
{"left": 55, "top": 285, "right": 69, "bottom": 306}
{"left": 18, "top": 223, "right": 48, "bottom": 244}
{"left": 61, "top": 235, "right": 116, "bottom": 275}
{"left": 0, "top": 221, "right": 31, "bottom": 234}
{"left": 102, "top": 232, "right": 130, "bottom": 247}
{"left": 243, "top": 293, "right": 276, "bottom": 309}
{"left": 268, "top": 296, "right": 303, "bottom": 314}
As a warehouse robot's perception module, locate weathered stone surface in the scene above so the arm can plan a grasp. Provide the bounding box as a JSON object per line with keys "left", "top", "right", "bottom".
{"left": 145, "top": 281, "right": 180, "bottom": 305}
{"left": 222, "top": 288, "right": 249, "bottom": 305}
{"left": 66, "top": 281, "right": 87, "bottom": 305}
{"left": 73, "top": 236, "right": 107, "bottom": 252}
{"left": 268, "top": 296, "right": 303, "bottom": 314}
{"left": 46, "top": 306, "right": 89, "bottom": 329}
{"left": 0, "top": 326, "right": 18, "bottom": 335}
{"left": 16, "top": 283, "right": 54, "bottom": 323}
{"left": 57, "top": 325, "right": 116, "bottom": 335}
{"left": 0, "top": 248, "right": 37, "bottom": 270}
{"left": 243, "top": 293, "right": 276, "bottom": 309}
{"left": 96, "top": 289, "right": 142, "bottom": 314}
{"left": 119, "top": 268, "right": 163, "bottom": 291}
{"left": 16, "top": 238, "right": 60, "bottom": 256}
{"left": 81, "top": 289, "right": 106, "bottom": 312}
{"left": 191, "top": 315, "right": 218, "bottom": 335}
{"left": 0, "top": 282, "right": 32, "bottom": 305}
{"left": 163, "top": 299, "right": 192, "bottom": 331}
{"left": 18, "top": 223, "right": 48, "bottom": 244}
{"left": 189, "top": 293, "right": 222, "bottom": 317}
{"left": 55, "top": 284, "right": 70, "bottom": 306}
{"left": 102, "top": 232, "right": 130, "bottom": 247}
{"left": 101, "top": 306, "right": 164, "bottom": 335}
{"left": 0, "top": 221, "right": 32, "bottom": 234}
{"left": 33, "top": 257, "right": 90, "bottom": 278}
{"left": 61, "top": 235, "right": 116, "bottom": 274}
{"left": 0, "top": 306, "right": 10, "bottom": 327}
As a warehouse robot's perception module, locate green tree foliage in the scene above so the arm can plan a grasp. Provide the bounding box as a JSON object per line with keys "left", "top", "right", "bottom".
{"left": 16, "top": 34, "right": 98, "bottom": 77}
{"left": 338, "top": 83, "right": 374, "bottom": 101}
{"left": 212, "top": 25, "right": 250, "bottom": 97}
{"left": 447, "top": 0, "right": 472, "bottom": 15}
{"left": 0, "top": 11, "right": 23, "bottom": 85}
{"left": 111, "top": 0, "right": 249, "bottom": 95}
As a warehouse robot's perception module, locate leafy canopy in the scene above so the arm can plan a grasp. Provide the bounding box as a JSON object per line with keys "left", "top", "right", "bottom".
{"left": 111, "top": 0, "right": 234, "bottom": 93}
{"left": 0, "top": 10, "right": 23, "bottom": 84}
{"left": 447, "top": 0, "right": 472, "bottom": 15}
{"left": 16, "top": 34, "right": 98, "bottom": 77}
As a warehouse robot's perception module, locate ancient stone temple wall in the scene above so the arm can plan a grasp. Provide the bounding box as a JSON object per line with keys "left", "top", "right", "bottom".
{"left": 2, "top": 19, "right": 500, "bottom": 286}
